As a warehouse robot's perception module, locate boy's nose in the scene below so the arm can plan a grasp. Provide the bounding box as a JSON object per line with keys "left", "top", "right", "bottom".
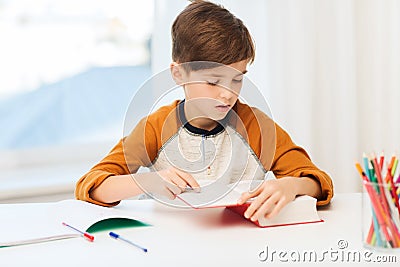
{"left": 218, "top": 86, "right": 236, "bottom": 100}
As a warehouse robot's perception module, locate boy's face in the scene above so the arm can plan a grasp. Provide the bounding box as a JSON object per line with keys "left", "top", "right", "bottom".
{"left": 171, "top": 60, "right": 248, "bottom": 123}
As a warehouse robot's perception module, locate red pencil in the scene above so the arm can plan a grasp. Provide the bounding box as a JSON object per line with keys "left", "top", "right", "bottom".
{"left": 363, "top": 182, "right": 394, "bottom": 247}
{"left": 372, "top": 157, "right": 400, "bottom": 245}
{"left": 379, "top": 152, "right": 385, "bottom": 170}
{"left": 372, "top": 157, "right": 391, "bottom": 212}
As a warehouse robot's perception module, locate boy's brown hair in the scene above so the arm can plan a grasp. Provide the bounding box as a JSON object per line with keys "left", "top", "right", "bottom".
{"left": 171, "top": 0, "right": 255, "bottom": 70}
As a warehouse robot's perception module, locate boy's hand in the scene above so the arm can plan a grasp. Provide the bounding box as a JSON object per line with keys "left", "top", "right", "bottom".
{"left": 134, "top": 167, "right": 200, "bottom": 200}
{"left": 237, "top": 177, "right": 298, "bottom": 222}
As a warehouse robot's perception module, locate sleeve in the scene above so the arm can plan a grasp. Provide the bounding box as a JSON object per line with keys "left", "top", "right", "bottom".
{"left": 271, "top": 124, "right": 334, "bottom": 206}
{"left": 75, "top": 117, "right": 157, "bottom": 207}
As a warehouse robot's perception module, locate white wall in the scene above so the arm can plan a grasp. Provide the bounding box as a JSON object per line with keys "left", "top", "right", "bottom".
{"left": 151, "top": 0, "right": 400, "bottom": 194}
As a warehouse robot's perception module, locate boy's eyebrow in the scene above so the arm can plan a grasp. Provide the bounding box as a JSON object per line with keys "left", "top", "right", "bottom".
{"left": 205, "top": 70, "right": 248, "bottom": 78}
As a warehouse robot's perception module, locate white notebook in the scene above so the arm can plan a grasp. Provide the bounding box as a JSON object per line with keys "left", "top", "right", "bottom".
{"left": 0, "top": 200, "right": 149, "bottom": 247}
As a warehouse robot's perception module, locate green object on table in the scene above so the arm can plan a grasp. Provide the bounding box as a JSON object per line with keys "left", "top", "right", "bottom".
{"left": 87, "top": 218, "right": 150, "bottom": 233}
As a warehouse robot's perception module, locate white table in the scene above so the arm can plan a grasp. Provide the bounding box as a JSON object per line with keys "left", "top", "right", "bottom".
{"left": 0, "top": 193, "right": 399, "bottom": 267}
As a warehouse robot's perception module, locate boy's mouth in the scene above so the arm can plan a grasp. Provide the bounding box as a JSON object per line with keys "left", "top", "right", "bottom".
{"left": 215, "top": 104, "right": 231, "bottom": 113}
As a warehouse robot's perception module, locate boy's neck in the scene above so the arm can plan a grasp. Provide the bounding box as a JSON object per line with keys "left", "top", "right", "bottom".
{"left": 186, "top": 117, "right": 218, "bottom": 131}
{"left": 184, "top": 107, "right": 217, "bottom": 131}
{"left": 182, "top": 101, "right": 219, "bottom": 132}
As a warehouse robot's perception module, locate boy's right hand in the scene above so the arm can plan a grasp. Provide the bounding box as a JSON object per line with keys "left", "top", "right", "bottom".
{"left": 132, "top": 167, "right": 200, "bottom": 199}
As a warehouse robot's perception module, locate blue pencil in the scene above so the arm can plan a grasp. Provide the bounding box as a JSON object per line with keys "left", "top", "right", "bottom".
{"left": 109, "top": 232, "right": 147, "bottom": 253}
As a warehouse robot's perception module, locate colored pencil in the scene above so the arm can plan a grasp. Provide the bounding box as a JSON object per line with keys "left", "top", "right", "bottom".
{"left": 356, "top": 158, "right": 400, "bottom": 248}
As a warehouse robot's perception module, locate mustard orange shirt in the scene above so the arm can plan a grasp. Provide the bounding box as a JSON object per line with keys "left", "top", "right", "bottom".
{"left": 75, "top": 100, "right": 333, "bottom": 207}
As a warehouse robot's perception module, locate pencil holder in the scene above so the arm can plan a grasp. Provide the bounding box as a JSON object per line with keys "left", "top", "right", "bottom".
{"left": 362, "top": 180, "right": 400, "bottom": 251}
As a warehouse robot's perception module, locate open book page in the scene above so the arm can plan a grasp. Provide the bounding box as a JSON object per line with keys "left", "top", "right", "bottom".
{"left": 177, "top": 181, "right": 243, "bottom": 208}
{"left": 255, "top": 195, "right": 321, "bottom": 227}
{"left": 157, "top": 180, "right": 247, "bottom": 208}
{"left": 0, "top": 200, "right": 148, "bottom": 247}
{"left": 166, "top": 172, "right": 276, "bottom": 208}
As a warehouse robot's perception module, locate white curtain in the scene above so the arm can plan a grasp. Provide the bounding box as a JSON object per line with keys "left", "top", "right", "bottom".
{"left": 152, "top": 0, "right": 400, "bottom": 193}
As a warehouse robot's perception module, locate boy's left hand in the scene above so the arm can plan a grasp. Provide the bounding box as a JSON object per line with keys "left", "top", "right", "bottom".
{"left": 237, "top": 177, "right": 298, "bottom": 222}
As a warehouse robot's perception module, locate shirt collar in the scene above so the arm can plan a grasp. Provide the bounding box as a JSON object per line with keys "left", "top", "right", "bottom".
{"left": 178, "top": 100, "right": 231, "bottom": 136}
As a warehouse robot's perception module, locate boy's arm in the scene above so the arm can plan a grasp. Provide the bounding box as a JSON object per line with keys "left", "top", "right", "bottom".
{"left": 90, "top": 168, "right": 200, "bottom": 204}
{"left": 89, "top": 174, "right": 143, "bottom": 204}
{"left": 75, "top": 139, "right": 136, "bottom": 207}
{"left": 75, "top": 117, "right": 200, "bottom": 206}
{"left": 238, "top": 122, "right": 334, "bottom": 221}
{"left": 236, "top": 106, "right": 333, "bottom": 206}
{"left": 268, "top": 123, "right": 334, "bottom": 205}
{"left": 75, "top": 117, "right": 155, "bottom": 207}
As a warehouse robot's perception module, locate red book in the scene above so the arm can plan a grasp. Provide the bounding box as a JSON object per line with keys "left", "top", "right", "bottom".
{"left": 227, "top": 196, "right": 323, "bottom": 228}
{"left": 172, "top": 179, "right": 323, "bottom": 227}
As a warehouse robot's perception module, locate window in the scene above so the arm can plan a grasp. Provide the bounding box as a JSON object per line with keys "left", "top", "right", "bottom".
{"left": 0, "top": 0, "right": 154, "bottom": 201}
{"left": 0, "top": 0, "right": 154, "bottom": 150}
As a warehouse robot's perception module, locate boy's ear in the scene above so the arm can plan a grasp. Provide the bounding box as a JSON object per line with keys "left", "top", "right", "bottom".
{"left": 170, "top": 62, "right": 185, "bottom": 85}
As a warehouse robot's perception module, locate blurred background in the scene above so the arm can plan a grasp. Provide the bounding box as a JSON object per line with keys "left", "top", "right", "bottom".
{"left": 1, "top": 0, "right": 399, "bottom": 203}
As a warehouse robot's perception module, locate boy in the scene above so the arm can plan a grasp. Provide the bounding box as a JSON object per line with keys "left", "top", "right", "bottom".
{"left": 75, "top": 0, "right": 333, "bottom": 222}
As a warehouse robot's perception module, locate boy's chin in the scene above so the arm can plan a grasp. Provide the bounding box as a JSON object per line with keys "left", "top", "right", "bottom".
{"left": 209, "top": 113, "right": 229, "bottom": 122}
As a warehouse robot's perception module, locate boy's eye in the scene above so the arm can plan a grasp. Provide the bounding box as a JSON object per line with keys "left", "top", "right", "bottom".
{"left": 206, "top": 80, "right": 219, "bottom": 86}
{"left": 232, "top": 79, "right": 243, "bottom": 83}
